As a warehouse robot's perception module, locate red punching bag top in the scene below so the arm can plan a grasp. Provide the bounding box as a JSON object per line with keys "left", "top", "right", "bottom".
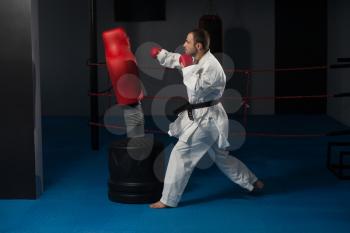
{"left": 102, "top": 27, "right": 135, "bottom": 62}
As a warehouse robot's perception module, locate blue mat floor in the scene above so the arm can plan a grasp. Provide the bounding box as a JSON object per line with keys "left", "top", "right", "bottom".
{"left": 1, "top": 115, "right": 350, "bottom": 233}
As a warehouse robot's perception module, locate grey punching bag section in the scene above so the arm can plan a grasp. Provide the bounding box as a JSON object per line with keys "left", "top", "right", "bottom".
{"left": 102, "top": 28, "right": 164, "bottom": 204}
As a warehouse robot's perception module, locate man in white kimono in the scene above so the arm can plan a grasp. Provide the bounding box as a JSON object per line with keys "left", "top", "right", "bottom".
{"left": 150, "top": 29, "right": 264, "bottom": 208}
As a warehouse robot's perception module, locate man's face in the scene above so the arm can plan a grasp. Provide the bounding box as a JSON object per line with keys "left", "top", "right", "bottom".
{"left": 183, "top": 33, "right": 197, "bottom": 56}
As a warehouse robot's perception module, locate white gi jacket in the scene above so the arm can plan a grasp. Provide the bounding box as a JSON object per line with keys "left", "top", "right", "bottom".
{"left": 157, "top": 49, "right": 230, "bottom": 149}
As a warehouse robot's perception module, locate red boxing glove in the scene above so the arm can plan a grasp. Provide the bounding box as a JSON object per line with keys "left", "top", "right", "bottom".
{"left": 179, "top": 54, "right": 193, "bottom": 67}
{"left": 150, "top": 47, "right": 161, "bottom": 59}
{"left": 102, "top": 27, "right": 144, "bottom": 105}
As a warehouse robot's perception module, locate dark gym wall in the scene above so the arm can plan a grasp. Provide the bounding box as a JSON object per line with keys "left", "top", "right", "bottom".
{"left": 328, "top": 0, "right": 350, "bottom": 126}
{"left": 0, "top": 0, "right": 43, "bottom": 198}
{"left": 34, "top": 0, "right": 350, "bottom": 123}
{"left": 38, "top": 0, "right": 275, "bottom": 116}
{"left": 38, "top": 0, "right": 90, "bottom": 116}
{"left": 275, "top": 0, "right": 327, "bottom": 114}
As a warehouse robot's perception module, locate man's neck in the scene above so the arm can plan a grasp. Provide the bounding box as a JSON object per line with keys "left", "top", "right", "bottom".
{"left": 194, "top": 49, "right": 208, "bottom": 64}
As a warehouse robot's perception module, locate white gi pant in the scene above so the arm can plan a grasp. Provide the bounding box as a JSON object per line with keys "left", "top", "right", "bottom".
{"left": 160, "top": 117, "right": 258, "bottom": 207}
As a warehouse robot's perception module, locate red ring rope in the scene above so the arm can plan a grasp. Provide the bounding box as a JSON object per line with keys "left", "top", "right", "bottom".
{"left": 89, "top": 122, "right": 327, "bottom": 138}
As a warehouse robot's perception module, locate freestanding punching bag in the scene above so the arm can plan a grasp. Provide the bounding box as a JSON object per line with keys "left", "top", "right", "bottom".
{"left": 102, "top": 27, "right": 144, "bottom": 105}
{"left": 102, "top": 27, "right": 164, "bottom": 203}
{"left": 199, "top": 14, "right": 223, "bottom": 54}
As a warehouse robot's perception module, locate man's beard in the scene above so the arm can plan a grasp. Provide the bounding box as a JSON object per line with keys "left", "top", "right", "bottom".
{"left": 188, "top": 48, "right": 197, "bottom": 57}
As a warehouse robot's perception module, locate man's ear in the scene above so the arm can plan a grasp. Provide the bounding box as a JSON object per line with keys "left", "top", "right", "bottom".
{"left": 195, "top": 43, "right": 203, "bottom": 51}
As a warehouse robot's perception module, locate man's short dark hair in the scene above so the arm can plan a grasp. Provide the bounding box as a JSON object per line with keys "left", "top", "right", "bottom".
{"left": 190, "top": 28, "right": 210, "bottom": 50}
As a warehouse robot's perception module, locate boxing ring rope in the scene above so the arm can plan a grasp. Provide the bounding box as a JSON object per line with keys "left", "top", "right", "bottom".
{"left": 87, "top": 61, "right": 327, "bottom": 73}
{"left": 88, "top": 92, "right": 336, "bottom": 100}
{"left": 88, "top": 91, "right": 350, "bottom": 139}
{"left": 89, "top": 121, "right": 328, "bottom": 138}
{"left": 88, "top": 60, "right": 350, "bottom": 178}
{"left": 86, "top": 61, "right": 331, "bottom": 132}
{"left": 86, "top": 61, "right": 350, "bottom": 139}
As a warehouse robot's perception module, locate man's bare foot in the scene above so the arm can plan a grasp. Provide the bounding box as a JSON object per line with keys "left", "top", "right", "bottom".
{"left": 149, "top": 201, "right": 169, "bottom": 209}
{"left": 252, "top": 180, "right": 264, "bottom": 192}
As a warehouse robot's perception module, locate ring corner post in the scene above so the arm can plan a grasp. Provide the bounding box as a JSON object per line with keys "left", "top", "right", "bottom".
{"left": 89, "top": 0, "right": 99, "bottom": 150}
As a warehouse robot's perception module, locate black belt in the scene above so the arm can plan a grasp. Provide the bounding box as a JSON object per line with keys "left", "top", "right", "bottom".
{"left": 173, "top": 99, "right": 220, "bottom": 121}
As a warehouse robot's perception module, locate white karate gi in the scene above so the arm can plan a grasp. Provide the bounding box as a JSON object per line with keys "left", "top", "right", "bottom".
{"left": 156, "top": 49, "right": 258, "bottom": 207}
